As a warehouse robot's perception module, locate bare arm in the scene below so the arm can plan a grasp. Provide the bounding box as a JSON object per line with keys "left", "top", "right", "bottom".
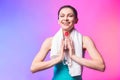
{"left": 68, "top": 36, "right": 105, "bottom": 71}
{"left": 30, "top": 37, "right": 64, "bottom": 73}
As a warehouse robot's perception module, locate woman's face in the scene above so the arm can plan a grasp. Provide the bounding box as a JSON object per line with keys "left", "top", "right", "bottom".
{"left": 58, "top": 8, "right": 77, "bottom": 31}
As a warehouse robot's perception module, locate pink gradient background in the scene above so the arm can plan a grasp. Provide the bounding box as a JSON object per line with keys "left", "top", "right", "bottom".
{"left": 0, "top": 0, "right": 119, "bottom": 80}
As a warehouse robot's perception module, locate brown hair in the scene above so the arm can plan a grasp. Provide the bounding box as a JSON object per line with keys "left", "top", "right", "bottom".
{"left": 58, "top": 5, "right": 78, "bottom": 19}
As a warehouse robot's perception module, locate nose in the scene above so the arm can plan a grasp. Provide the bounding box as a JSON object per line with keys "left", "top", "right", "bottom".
{"left": 64, "top": 16, "right": 68, "bottom": 21}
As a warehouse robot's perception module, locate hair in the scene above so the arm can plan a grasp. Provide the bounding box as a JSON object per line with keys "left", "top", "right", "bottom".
{"left": 58, "top": 5, "right": 78, "bottom": 19}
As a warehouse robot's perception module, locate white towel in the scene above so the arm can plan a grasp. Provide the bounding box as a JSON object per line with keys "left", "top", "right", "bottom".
{"left": 50, "top": 28, "right": 83, "bottom": 76}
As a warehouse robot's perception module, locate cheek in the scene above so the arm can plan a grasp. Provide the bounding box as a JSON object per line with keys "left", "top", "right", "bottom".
{"left": 69, "top": 18, "right": 76, "bottom": 22}
{"left": 58, "top": 18, "right": 62, "bottom": 22}
{"left": 70, "top": 20, "right": 76, "bottom": 24}
{"left": 58, "top": 20, "right": 63, "bottom": 25}
{"left": 58, "top": 19, "right": 62, "bottom": 23}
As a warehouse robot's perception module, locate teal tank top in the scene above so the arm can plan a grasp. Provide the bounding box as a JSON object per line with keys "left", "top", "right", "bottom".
{"left": 52, "top": 62, "right": 82, "bottom": 80}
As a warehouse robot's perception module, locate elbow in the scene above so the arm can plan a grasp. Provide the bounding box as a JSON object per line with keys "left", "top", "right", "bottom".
{"left": 99, "top": 65, "right": 105, "bottom": 72}
{"left": 99, "top": 62, "right": 106, "bottom": 72}
{"left": 30, "top": 65, "right": 36, "bottom": 73}
{"left": 93, "top": 60, "right": 106, "bottom": 72}
{"left": 102, "top": 63, "right": 106, "bottom": 72}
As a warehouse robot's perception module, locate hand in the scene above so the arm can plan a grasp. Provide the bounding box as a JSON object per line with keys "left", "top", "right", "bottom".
{"left": 58, "top": 39, "right": 65, "bottom": 62}
{"left": 66, "top": 38, "right": 75, "bottom": 58}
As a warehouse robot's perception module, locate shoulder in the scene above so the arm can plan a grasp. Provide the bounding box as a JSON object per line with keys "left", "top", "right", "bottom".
{"left": 41, "top": 37, "right": 53, "bottom": 50}
{"left": 82, "top": 35, "right": 95, "bottom": 48}
{"left": 44, "top": 37, "right": 53, "bottom": 43}
{"left": 83, "top": 36, "right": 93, "bottom": 42}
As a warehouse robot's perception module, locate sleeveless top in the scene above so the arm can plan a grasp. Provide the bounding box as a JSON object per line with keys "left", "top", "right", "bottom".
{"left": 52, "top": 62, "right": 82, "bottom": 80}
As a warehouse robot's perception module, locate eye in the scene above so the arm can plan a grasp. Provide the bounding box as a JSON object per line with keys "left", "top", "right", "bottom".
{"left": 68, "top": 14, "right": 74, "bottom": 17}
{"left": 59, "top": 15, "right": 64, "bottom": 17}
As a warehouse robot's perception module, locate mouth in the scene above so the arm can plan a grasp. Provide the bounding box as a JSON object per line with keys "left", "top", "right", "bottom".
{"left": 62, "top": 22, "right": 70, "bottom": 26}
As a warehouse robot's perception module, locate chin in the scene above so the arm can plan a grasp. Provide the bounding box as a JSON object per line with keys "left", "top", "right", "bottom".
{"left": 61, "top": 27, "right": 69, "bottom": 31}
{"left": 62, "top": 26, "right": 73, "bottom": 31}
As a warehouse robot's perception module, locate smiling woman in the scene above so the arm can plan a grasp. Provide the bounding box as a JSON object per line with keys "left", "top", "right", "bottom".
{"left": 30, "top": 5, "right": 105, "bottom": 80}
{"left": 58, "top": 5, "right": 78, "bottom": 32}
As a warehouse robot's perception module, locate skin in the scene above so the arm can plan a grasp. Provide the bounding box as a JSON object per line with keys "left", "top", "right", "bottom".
{"left": 30, "top": 8, "right": 105, "bottom": 73}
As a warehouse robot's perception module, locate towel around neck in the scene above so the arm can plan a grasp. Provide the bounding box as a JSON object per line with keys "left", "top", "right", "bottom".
{"left": 50, "top": 28, "right": 83, "bottom": 76}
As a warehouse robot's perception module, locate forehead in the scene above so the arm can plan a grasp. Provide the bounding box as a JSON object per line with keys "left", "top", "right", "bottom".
{"left": 59, "top": 8, "right": 74, "bottom": 14}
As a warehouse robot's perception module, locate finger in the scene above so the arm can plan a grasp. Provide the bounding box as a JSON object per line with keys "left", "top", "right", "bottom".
{"left": 68, "top": 39, "right": 74, "bottom": 49}
{"left": 67, "top": 38, "right": 72, "bottom": 45}
{"left": 70, "top": 40, "right": 74, "bottom": 49}
{"left": 67, "top": 39, "right": 72, "bottom": 48}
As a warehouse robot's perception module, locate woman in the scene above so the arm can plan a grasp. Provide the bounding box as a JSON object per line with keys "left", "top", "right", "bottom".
{"left": 30, "top": 5, "right": 105, "bottom": 80}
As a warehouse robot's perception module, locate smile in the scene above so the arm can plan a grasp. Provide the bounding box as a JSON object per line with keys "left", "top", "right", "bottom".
{"left": 62, "top": 22, "right": 70, "bottom": 26}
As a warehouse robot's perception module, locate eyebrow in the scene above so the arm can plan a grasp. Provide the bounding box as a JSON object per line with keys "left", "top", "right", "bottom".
{"left": 59, "top": 13, "right": 74, "bottom": 15}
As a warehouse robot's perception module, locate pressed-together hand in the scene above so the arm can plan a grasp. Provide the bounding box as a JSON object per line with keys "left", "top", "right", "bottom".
{"left": 65, "top": 37, "right": 75, "bottom": 58}
{"left": 58, "top": 37, "right": 75, "bottom": 61}
{"left": 64, "top": 31, "right": 75, "bottom": 58}
{"left": 58, "top": 39, "right": 65, "bottom": 61}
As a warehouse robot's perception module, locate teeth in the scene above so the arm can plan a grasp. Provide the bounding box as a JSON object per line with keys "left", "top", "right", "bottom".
{"left": 63, "top": 22, "right": 70, "bottom": 25}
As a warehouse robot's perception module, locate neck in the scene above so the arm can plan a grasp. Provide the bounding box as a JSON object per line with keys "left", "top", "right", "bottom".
{"left": 62, "top": 27, "right": 74, "bottom": 38}
{"left": 62, "top": 27, "right": 74, "bottom": 34}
